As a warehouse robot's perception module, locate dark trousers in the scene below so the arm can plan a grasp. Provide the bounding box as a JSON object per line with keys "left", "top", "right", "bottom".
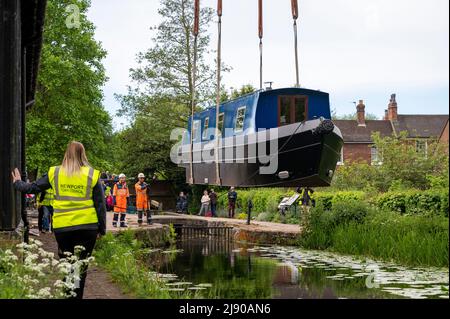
{"left": 38, "top": 206, "right": 44, "bottom": 231}
{"left": 137, "top": 210, "right": 151, "bottom": 224}
{"left": 210, "top": 203, "right": 217, "bottom": 217}
{"left": 228, "top": 202, "right": 236, "bottom": 218}
{"left": 113, "top": 212, "right": 127, "bottom": 227}
{"left": 54, "top": 229, "right": 98, "bottom": 299}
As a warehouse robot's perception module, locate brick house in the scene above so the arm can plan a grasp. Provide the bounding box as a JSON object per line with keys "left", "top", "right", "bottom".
{"left": 334, "top": 94, "right": 449, "bottom": 165}
{"left": 439, "top": 119, "right": 449, "bottom": 144}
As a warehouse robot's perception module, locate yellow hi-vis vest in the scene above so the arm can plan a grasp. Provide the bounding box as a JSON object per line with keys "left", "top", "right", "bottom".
{"left": 41, "top": 188, "right": 54, "bottom": 207}
{"left": 48, "top": 166, "right": 100, "bottom": 230}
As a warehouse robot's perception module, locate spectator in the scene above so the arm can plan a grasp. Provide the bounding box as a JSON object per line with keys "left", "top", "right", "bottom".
{"left": 227, "top": 187, "right": 238, "bottom": 218}
{"left": 209, "top": 189, "right": 218, "bottom": 217}
{"left": 300, "top": 187, "right": 315, "bottom": 213}
{"left": 37, "top": 189, "right": 54, "bottom": 233}
{"left": 176, "top": 192, "right": 188, "bottom": 214}
{"left": 198, "top": 190, "right": 210, "bottom": 216}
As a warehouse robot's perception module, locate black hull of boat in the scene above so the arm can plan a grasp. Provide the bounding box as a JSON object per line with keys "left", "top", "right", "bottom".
{"left": 179, "top": 119, "right": 343, "bottom": 188}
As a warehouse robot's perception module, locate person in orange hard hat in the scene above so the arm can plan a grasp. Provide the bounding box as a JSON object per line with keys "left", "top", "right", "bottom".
{"left": 135, "top": 173, "right": 150, "bottom": 225}
{"left": 112, "top": 173, "right": 129, "bottom": 228}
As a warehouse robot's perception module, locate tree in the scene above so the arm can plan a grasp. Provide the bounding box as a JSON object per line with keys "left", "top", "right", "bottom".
{"left": 331, "top": 132, "right": 449, "bottom": 191}
{"left": 332, "top": 111, "right": 379, "bottom": 121}
{"left": 26, "top": 0, "right": 113, "bottom": 175}
{"left": 230, "top": 84, "right": 256, "bottom": 100}
{"left": 117, "top": 0, "right": 218, "bottom": 120}
{"left": 115, "top": 0, "right": 221, "bottom": 184}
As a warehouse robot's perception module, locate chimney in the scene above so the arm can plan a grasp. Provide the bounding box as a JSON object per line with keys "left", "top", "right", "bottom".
{"left": 388, "top": 94, "right": 398, "bottom": 121}
{"left": 356, "top": 100, "right": 366, "bottom": 126}
{"left": 384, "top": 109, "right": 389, "bottom": 120}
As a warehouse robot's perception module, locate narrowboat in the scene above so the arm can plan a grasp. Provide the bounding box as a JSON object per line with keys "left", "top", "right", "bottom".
{"left": 177, "top": 87, "right": 343, "bottom": 188}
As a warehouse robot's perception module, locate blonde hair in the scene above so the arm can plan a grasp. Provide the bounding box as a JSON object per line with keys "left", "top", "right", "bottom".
{"left": 61, "top": 141, "right": 91, "bottom": 176}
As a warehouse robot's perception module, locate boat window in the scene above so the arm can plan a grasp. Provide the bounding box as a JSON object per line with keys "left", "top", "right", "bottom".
{"left": 278, "top": 95, "right": 308, "bottom": 126}
{"left": 235, "top": 107, "right": 246, "bottom": 132}
{"left": 192, "top": 120, "right": 200, "bottom": 141}
{"left": 279, "top": 97, "right": 291, "bottom": 126}
{"left": 202, "top": 117, "right": 209, "bottom": 140}
{"left": 218, "top": 113, "right": 224, "bottom": 137}
{"left": 294, "top": 97, "right": 306, "bottom": 122}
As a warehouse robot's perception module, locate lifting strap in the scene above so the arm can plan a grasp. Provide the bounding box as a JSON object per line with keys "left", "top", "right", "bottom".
{"left": 258, "top": 0, "right": 263, "bottom": 90}
{"left": 189, "top": 0, "right": 200, "bottom": 185}
{"left": 291, "top": 0, "right": 300, "bottom": 87}
{"left": 215, "top": 0, "right": 222, "bottom": 185}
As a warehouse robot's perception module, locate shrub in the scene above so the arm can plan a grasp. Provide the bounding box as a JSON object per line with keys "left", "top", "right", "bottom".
{"left": 330, "top": 191, "right": 365, "bottom": 208}
{"left": 376, "top": 192, "right": 407, "bottom": 214}
{"left": 313, "top": 193, "right": 333, "bottom": 210}
{"left": 331, "top": 200, "right": 369, "bottom": 225}
{"left": 376, "top": 189, "right": 448, "bottom": 216}
{"left": 237, "top": 213, "right": 248, "bottom": 220}
{"left": 256, "top": 212, "right": 271, "bottom": 221}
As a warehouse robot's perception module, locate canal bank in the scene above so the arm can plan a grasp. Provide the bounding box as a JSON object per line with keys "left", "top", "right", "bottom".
{"left": 109, "top": 212, "right": 301, "bottom": 246}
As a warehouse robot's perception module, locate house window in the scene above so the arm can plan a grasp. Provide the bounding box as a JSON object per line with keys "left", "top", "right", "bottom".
{"left": 202, "top": 117, "right": 209, "bottom": 140}
{"left": 217, "top": 113, "right": 224, "bottom": 137}
{"left": 235, "top": 107, "right": 246, "bottom": 132}
{"left": 337, "top": 146, "right": 344, "bottom": 165}
{"left": 371, "top": 146, "right": 381, "bottom": 165}
{"left": 416, "top": 140, "right": 428, "bottom": 157}
{"left": 192, "top": 120, "right": 200, "bottom": 141}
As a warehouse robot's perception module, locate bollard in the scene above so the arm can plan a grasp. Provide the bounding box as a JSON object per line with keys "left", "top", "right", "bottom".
{"left": 247, "top": 199, "right": 253, "bottom": 225}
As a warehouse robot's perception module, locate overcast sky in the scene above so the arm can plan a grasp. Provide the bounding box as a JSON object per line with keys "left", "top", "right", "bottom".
{"left": 86, "top": 0, "right": 449, "bottom": 130}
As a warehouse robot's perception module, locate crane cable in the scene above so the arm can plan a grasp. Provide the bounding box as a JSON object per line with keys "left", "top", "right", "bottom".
{"left": 291, "top": 0, "right": 300, "bottom": 88}
{"left": 258, "top": 0, "right": 263, "bottom": 90}
{"left": 214, "top": 0, "right": 223, "bottom": 186}
{"left": 189, "top": 0, "right": 200, "bottom": 185}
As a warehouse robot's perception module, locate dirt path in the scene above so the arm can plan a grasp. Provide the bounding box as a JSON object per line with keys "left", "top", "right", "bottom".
{"left": 32, "top": 227, "right": 131, "bottom": 299}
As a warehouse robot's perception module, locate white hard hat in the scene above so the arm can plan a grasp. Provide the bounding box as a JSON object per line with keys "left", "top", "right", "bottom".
{"left": 138, "top": 173, "right": 145, "bottom": 178}
{"left": 119, "top": 173, "right": 126, "bottom": 178}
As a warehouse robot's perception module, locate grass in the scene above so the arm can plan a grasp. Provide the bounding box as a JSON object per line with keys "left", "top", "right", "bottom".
{"left": 299, "top": 203, "right": 449, "bottom": 268}
{"left": 332, "top": 211, "right": 449, "bottom": 267}
{"left": 93, "top": 231, "right": 200, "bottom": 299}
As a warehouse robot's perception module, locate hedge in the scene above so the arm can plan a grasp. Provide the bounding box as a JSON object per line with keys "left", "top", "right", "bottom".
{"left": 215, "top": 188, "right": 448, "bottom": 220}
{"left": 375, "top": 189, "right": 449, "bottom": 216}
{"left": 217, "top": 188, "right": 293, "bottom": 215}
{"left": 314, "top": 191, "right": 365, "bottom": 211}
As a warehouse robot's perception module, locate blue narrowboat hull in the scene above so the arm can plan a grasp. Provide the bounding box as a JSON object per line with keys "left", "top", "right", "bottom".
{"left": 179, "top": 118, "right": 343, "bottom": 187}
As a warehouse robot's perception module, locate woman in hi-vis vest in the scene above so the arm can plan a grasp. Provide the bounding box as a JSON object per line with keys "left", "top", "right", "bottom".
{"left": 11, "top": 141, "right": 106, "bottom": 299}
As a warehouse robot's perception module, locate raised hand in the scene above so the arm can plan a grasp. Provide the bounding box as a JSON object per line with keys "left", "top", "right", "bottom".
{"left": 11, "top": 168, "right": 22, "bottom": 183}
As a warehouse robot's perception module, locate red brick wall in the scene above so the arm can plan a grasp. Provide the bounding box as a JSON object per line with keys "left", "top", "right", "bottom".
{"left": 440, "top": 121, "right": 449, "bottom": 144}
{"left": 342, "top": 143, "right": 372, "bottom": 164}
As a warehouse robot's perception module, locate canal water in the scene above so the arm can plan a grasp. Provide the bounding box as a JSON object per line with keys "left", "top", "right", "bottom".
{"left": 145, "top": 238, "right": 449, "bottom": 299}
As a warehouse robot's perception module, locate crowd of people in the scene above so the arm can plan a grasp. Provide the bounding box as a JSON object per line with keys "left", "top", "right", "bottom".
{"left": 176, "top": 186, "right": 239, "bottom": 218}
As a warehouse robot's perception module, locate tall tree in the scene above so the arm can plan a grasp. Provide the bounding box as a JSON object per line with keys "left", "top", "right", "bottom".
{"left": 26, "top": 0, "right": 113, "bottom": 175}
{"left": 118, "top": 0, "right": 216, "bottom": 119}
{"left": 115, "top": 0, "right": 220, "bottom": 183}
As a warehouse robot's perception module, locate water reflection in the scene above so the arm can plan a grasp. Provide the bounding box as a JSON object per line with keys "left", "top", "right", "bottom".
{"left": 144, "top": 239, "right": 449, "bottom": 299}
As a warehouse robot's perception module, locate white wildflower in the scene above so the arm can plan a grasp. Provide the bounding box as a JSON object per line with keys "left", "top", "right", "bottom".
{"left": 36, "top": 287, "right": 52, "bottom": 299}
